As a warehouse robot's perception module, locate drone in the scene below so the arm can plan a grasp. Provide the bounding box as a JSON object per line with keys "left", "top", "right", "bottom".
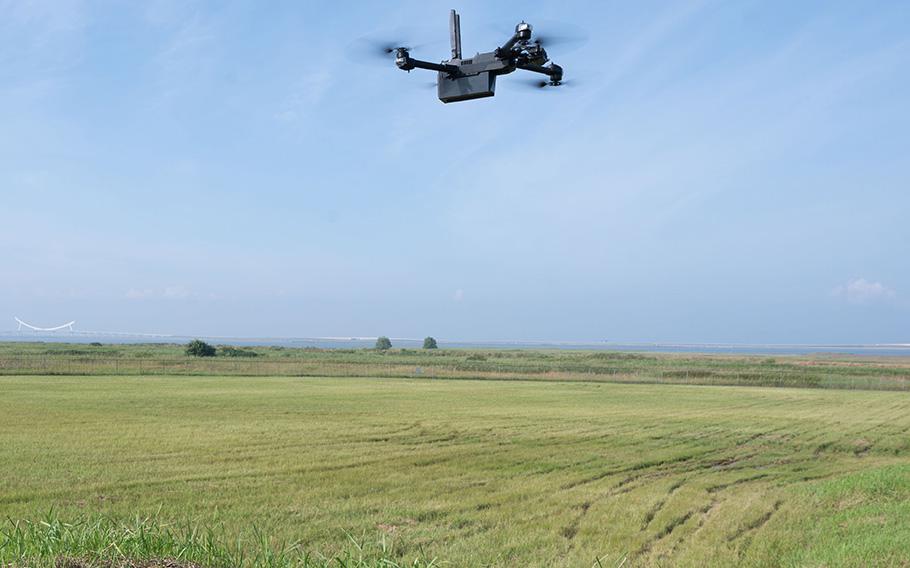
{"left": 385, "top": 10, "right": 569, "bottom": 104}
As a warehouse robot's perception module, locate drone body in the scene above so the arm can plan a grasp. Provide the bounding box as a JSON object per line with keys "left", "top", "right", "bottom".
{"left": 394, "top": 10, "right": 565, "bottom": 104}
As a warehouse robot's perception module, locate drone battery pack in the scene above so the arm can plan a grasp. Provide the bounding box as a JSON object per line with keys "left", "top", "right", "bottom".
{"left": 438, "top": 71, "right": 496, "bottom": 103}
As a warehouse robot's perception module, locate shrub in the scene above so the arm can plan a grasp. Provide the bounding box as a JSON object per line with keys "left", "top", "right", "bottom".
{"left": 423, "top": 337, "right": 438, "bottom": 349}
{"left": 219, "top": 346, "right": 258, "bottom": 358}
{"left": 375, "top": 336, "right": 392, "bottom": 351}
{"left": 185, "top": 339, "right": 216, "bottom": 357}
{"left": 89, "top": 342, "right": 103, "bottom": 347}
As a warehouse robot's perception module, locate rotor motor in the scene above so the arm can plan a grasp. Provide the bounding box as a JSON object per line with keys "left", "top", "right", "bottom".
{"left": 549, "top": 64, "right": 564, "bottom": 85}
{"left": 394, "top": 47, "right": 414, "bottom": 70}
{"left": 515, "top": 21, "right": 532, "bottom": 41}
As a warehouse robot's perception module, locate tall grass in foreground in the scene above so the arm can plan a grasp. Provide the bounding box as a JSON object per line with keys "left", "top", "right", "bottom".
{"left": 0, "top": 512, "right": 438, "bottom": 568}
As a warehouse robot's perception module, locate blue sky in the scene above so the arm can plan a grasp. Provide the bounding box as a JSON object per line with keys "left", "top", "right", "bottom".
{"left": 2, "top": 0, "right": 909, "bottom": 343}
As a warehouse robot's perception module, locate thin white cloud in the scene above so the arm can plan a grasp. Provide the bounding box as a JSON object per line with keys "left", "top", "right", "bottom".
{"left": 453, "top": 289, "right": 464, "bottom": 302}
{"left": 0, "top": 0, "right": 86, "bottom": 41}
{"left": 163, "top": 285, "right": 191, "bottom": 299}
{"left": 143, "top": 0, "right": 197, "bottom": 26}
{"left": 126, "top": 286, "right": 192, "bottom": 300}
{"left": 146, "top": 10, "right": 218, "bottom": 106}
{"left": 275, "top": 71, "right": 334, "bottom": 124}
{"left": 0, "top": 0, "right": 87, "bottom": 79}
{"left": 831, "top": 278, "right": 896, "bottom": 304}
{"left": 125, "top": 288, "right": 154, "bottom": 300}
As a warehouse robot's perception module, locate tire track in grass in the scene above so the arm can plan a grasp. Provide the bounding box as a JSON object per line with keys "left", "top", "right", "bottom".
{"left": 560, "top": 500, "right": 592, "bottom": 541}
{"left": 0, "top": 449, "right": 438, "bottom": 507}
{"left": 561, "top": 428, "right": 772, "bottom": 500}
{"left": 560, "top": 449, "right": 715, "bottom": 491}
{"left": 728, "top": 500, "right": 783, "bottom": 557}
{"left": 662, "top": 499, "right": 721, "bottom": 560}
{"left": 644, "top": 496, "right": 722, "bottom": 562}
{"left": 563, "top": 471, "right": 689, "bottom": 551}
{"left": 606, "top": 427, "right": 797, "bottom": 558}
{"left": 609, "top": 435, "right": 772, "bottom": 495}
{"left": 706, "top": 473, "right": 769, "bottom": 493}
{"left": 636, "top": 507, "right": 697, "bottom": 558}
{"left": 567, "top": 464, "right": 718, "bottom": 558}
{"left": 690, "top": 497, "right": 723, "bottom": 538}
{"left": 640, "top": 477, "right": 687, "bottom": 530}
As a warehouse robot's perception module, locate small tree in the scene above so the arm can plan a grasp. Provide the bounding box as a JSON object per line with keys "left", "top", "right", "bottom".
{"left": 423, "top": 336, "right": 438, "bottom": 349}
{"left": 375, "top": 336, "right": 392, "bottom": 351}
{"left": 185, "top": 339, "right": 216, "bottom": 357}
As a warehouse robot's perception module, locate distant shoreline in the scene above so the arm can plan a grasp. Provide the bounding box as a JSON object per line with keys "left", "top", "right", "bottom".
{"left": 1, "top": 332, "right": 908, "bottom": 356}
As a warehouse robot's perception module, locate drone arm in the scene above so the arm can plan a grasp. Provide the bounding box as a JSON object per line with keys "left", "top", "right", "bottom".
{"left": 517, "top": 62, "right": 564, "bottom": 83}
{"left": 410, "top": 58, "right": 459, "bottom": 74}
{"left": 396, "top": 52, "right": 459, "bottom": 75}
{"left": 498, "top": 34, "right": 521, "bottom": 56}
{"left": 497, "top": 22, "right": 533, "bottom": 59}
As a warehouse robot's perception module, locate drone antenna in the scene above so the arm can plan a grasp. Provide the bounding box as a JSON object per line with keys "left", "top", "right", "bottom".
{"left": 449, "top": 9, "right": 462, "bottom": 60}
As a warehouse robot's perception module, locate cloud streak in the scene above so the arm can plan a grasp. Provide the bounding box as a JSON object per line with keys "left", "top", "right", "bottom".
{"left": 831, "top": 278, "right": 896, "bottom": 304}
{"left": 126, "top": 286, "right": 193, "bottom": 300}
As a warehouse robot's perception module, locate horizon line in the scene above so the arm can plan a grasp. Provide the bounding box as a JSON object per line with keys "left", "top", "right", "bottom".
{"left": 0, "top": 329, "right": 908, "bottom": 349}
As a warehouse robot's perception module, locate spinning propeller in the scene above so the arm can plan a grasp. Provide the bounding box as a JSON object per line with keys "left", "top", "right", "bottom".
{"left": 347, "top": 33, "right": 439, "bottom": 64}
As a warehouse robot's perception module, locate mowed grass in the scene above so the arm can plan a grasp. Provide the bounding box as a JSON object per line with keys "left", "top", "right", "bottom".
{"left": 2, "top": 376, "right": 910, "bottom": 566}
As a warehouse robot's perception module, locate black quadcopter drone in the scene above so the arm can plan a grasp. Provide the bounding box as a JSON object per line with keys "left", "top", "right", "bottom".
{"left": 384, "top": 10, "right": 570, "bottom": 104}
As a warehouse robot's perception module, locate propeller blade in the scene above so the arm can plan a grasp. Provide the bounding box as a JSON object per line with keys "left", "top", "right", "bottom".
{"left": 350, "top": 38, "right": 410, "bottom": 61}
{"left": 530, "top": 19, "right": 587, "bottom": 52}
{"left": 532, "top": 34, "right": 587, "bottom": 50}
{"left": 483, "top": 23, "right": 518, "bottom": 39}
{"left": 513, "top": 78, "right": 551, "bottom": 90}
{"left": 345, "top": 30, "right": 442, "bottom": 66}
{"left": 482, "top": 19, "right": 588, "bottom": 53}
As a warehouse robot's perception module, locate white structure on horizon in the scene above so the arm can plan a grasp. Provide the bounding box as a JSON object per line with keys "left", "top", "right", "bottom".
{"left": 14, "top": 317, "right": 76, "bottom": 332}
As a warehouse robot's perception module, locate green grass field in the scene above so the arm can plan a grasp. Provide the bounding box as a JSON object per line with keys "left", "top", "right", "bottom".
{"left": 3, "top": 374, "right": 910, "bottom": 566}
